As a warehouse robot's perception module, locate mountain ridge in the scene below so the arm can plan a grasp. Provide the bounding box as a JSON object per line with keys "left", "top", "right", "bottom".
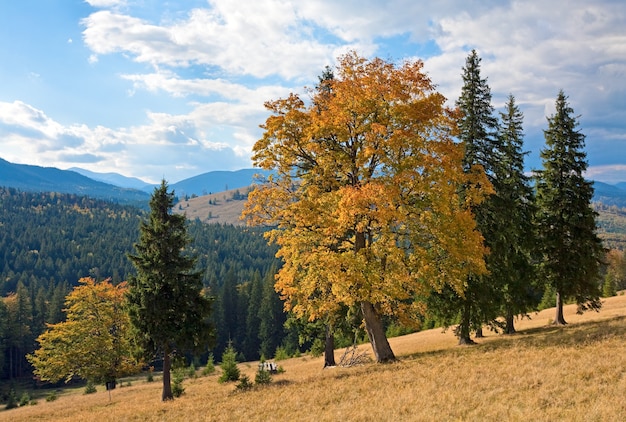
{"left": 4, "top": 156, "right": 626, "bottom": 210}
{"left": 0, "top": 157, "right": 272, "bottom": 204}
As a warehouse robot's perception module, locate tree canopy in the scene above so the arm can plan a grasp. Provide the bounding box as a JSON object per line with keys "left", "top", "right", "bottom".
{"left": 244, "top": 52, "right": 490, "bottom": 362}
{"left": 27, "top": 277, "right": 140, "bottom": 384}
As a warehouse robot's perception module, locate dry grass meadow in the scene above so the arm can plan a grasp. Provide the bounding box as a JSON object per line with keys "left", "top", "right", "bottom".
{"left": 4, "top": 294, "right": 626, "bottom": 421}
{"left": 174, "top": 188, "right": 247, "bottom": 226}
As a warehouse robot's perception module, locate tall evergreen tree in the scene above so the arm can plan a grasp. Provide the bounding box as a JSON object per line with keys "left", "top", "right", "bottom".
{"left": 127, "top": 180, "right": 214, "bottom": 401}
{"left": 429, "top": 49, "right": 498, "bottom": 344}
{"left": 493, "top": 95, "right": 539, "bottom": 333}
{"left": 534, "top": 91, "right": 603, "bottom": 325}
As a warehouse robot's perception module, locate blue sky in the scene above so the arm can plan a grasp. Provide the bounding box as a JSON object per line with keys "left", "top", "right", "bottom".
{"left": 0, "top": 0, "right": 625, "bottom": 184}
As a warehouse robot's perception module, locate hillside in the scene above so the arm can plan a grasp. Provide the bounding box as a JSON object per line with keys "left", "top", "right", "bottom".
{"left": 0, "top": 158, "right": 149, "bottom": 205}
{"left": 593, "top": 181, "right": 626, "bottom": 207}
{"left": 6, "top": 294, "right": 626, "bottom": 421}
{"left": 0, "top": 157, "right": 271, "bottom": 204}
{"left": 173, "top": 187, "right": 250, "bottom": 226}
{"left": 170, "top": 169, "right": 272, "bottom": 198}
{"left": 594, "top": 203, "right": 626, "bottom": 250}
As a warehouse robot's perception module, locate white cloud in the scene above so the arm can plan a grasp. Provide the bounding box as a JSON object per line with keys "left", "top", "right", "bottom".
{"left": 586, "top": 165, "right": 626, "bottom": 184}
{"left": 2, "top": 0, "right": 625, "bottom": 184}
{"left": 81, "top": 6, "right": 339, "bottom": 80}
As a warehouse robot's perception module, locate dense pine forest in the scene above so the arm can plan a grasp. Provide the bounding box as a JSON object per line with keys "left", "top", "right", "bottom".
{"left": 0, "top": 187, "right": 296, "bottom": 384}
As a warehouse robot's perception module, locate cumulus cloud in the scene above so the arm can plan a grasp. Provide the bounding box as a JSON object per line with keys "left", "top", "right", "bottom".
{"left": 81, "top": 5, "right": 338, "bottom": 80}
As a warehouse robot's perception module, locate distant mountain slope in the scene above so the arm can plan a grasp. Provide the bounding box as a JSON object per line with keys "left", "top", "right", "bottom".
{"left": 0, "top": 157, "right": 149, "bottom": 205}
{"left": 69, "top": 166, "right": 273, "bottom": 197}
{"left": 69, "top": 167, "right": 154, "bottom": 191}
{"left": 593, "top": 181, "right": 626, "bottom": 208}
{"left": 170, "top": 169, "right": 272, "bottom": 198}
{"left": 174, "top": 187, "right": 250, "bottom": 226}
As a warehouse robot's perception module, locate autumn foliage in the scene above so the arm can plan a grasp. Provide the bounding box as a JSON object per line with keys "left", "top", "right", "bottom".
{"left": 244, "top": 52, "right": 491, "bottom": 362}
{"left": 27, "top": 277, "right": 141, "bottom": 384}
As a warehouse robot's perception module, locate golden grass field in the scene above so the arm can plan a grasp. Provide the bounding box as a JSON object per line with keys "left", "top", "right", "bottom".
{"left": 174, "top": 188, "right": 248, "bottom": 226}
{"left": 3, "top": 295, "right": 626, "bottom": 421}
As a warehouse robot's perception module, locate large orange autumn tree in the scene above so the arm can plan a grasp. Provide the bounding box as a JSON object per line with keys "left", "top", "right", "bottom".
{"left": 244, "top": 52, "right": 491, "bottom": 362}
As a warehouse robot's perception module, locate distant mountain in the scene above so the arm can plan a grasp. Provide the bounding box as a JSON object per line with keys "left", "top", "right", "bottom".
{"left": 593, "top": 181, "right": 626, "bottom": 207}
{"left": 170, "top": 169, "right": 273, "bottom": 198}
{"left": 69, "top": 167, "right": 273, "bottom": 198}
{"left": 0, "top": 158, "right": 150, "bottom": 205}
{"left": 6, "top": 155, "right": 626, "bottom": 211}
{"left": 69, "top": 167, "right": 154, "bottom": 191}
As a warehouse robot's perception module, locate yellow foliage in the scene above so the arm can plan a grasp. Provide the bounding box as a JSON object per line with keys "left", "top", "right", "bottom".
{"left": 27, "top": 277, "right": 142, "bottom": 383}
{"left": 243, "top": 51, "right": 491, "bottom": 326}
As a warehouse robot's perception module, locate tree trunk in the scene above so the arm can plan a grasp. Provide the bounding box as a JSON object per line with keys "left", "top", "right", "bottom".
{"left": 504, "top": 312, "right": 516, "bottom": 334}
{"left": 361, "top": 301, "right": 396, "bottom": 363}
{"left": 323, "top": 325, "right": 336, "bottom": 368}
{"left": 457, "top": 301, "right": 475, "bottom": 345}
{"left": 475, "top": 327, "right": 484, "bottom": 338}
{"left": 162, "top": 350, "right": 173, "bottom": 401}
{"left": 553, "top": 291, "right": 567, "bottom": 325}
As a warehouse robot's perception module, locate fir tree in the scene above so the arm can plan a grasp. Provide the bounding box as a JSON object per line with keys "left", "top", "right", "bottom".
{"left": 492, "top": 95, "right": 539, "bottom": 333}
{"left": 429, "top": 49, "right": 498, "bottom": 344}
{"left": 218, "top": 342, "right": 240, "bottom": 383}
{"left": 127, "top": 180, "right": 215, "bottom": 401}
{"left": 534, "top": 91, "right": 604, "bottom": 324}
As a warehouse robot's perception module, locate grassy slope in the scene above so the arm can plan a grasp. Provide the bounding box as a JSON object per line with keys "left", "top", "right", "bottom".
{"left": 5, "top": 295, "right": 626, "bottom": 421}
{"left": 173, "top": 188, "right": 248, "bottom": 226}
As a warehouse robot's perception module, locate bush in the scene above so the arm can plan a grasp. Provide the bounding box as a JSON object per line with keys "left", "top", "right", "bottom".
{"left": 274, "top": 346, "right": 290, "bottom": 361}
{"left": 187, "top": 363, "right": 197, "bottom": 379}
{"left": 603, "top": 273, "right": 617, "bottom": 297}
{"left": 172, "top": 367, "right": 185, "bottom": 398}
{"left": 202, "top": 353, "right": 216, "bottom": 376}
{"left": 308, "top": 338, "right": 324, "bottom": 357}
{"left": 147, "top": 366, "right": 155, "bottom": 382}
{"left": 218, "top": 343, "right": 240, "bottom": 383}
{"left": 235, "top": 375, "right": 253, "bottom": 391}
{"left": 255, "top": 368, "right": 272, "bottom": 385}
{"left": 46, "top": 391, "right": 57, "bottom": 402}
{"left": 84, "top": 380, "right": 97, "bottom": 395}
{"left": 19, "top": 391, "right": 31, "bottom": 406}
{"left": 5, "top": 389, "right": 17, "bottom": 410}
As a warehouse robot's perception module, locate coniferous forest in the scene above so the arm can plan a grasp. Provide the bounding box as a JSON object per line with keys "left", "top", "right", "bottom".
{"left": 0, "top": 186, "right": 294, "bottom": 384}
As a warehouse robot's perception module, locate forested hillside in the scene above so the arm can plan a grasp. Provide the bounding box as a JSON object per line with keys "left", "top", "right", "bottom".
{"left": 594, "top": 202, "right": 626, "bottom": 250}
{"left": 0, "top": 187, "right": 289, "bottom": 383}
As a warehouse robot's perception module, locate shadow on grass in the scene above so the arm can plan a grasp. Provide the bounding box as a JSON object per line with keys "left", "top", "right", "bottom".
{"left": 401, "top": 315, "right": 626, "bottom": 362}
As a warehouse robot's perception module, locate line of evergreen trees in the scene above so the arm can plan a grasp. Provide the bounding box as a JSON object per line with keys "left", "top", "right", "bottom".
{"left": 426, "top": 50, "right": 605, "bottom": 341}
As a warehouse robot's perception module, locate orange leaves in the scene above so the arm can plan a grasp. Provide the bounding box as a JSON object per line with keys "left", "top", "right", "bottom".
{"left": 244, "top": 52, "right": 491, "bottom": 325}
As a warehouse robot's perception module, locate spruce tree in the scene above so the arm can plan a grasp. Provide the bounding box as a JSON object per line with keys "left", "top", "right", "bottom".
{"left": 493, "top": 95, "right": 539, "bottom": 333}
{"left": 431, "top": 49, "right": 499, "bottom": 344}
{"left": 127, "top": 180, "right": 214, "bottom": 401}
{"left": 534, "top": 91, "right": 603, "bottom": 325}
